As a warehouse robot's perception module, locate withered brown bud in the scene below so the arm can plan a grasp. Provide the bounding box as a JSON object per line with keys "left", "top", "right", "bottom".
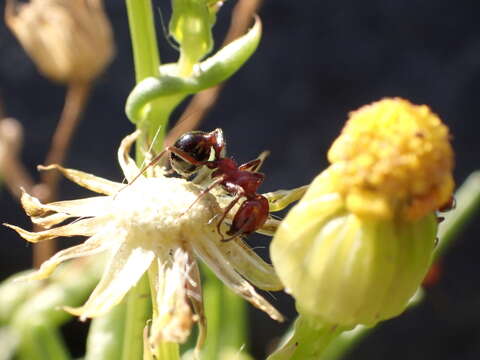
{"left": 5, "top": 0, "right": 115, "bottom": 84}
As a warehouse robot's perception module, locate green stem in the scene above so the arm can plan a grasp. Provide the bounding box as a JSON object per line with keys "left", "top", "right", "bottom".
{"left": 123, "top": 2, "right": 179, "bottom": 357}
{"left": 125, "top": 0, "right": 160, "bottom": 82}
{"left": 121, "top": 274, "right": 152, "bottom": 360}
{"left": 435, "top": 171, "right": 480, "bottom": 260}
{"left": 267, "top": 316, "right": 346, "bottom": 360}
{"left": 125, "top": 0, "right": 167, "bottom": 158}
{"left": 16, "top": 323, "right": 70, "bottom": 360}
{"left": 85, "top": 300, "right": 127, "bottom": 360}
{"left": 202, "top": 264, "right": 223, "bottom": 359}
{"left": 222, "top": 285, "right": 248, "bottom": 350}
{"left": 201, "top": 264, "right": 248, "bottom": 358}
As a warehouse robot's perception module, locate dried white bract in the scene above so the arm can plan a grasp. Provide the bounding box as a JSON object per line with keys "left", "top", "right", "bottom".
{"left": 5, "top": 131, "right": 290, "bottom": 348}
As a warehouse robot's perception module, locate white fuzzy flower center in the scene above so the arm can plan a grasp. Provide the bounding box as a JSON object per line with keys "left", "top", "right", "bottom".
{"left": 112, "top": 177, "right": 221, "bottom": 245}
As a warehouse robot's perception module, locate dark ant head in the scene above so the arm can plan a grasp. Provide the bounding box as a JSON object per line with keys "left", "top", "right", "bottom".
{"left": 170, "top": 129, "right": 225, "bottom": 177}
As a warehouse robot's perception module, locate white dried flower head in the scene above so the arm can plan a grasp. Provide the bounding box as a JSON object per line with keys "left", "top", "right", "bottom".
{"left": 5, "top": 131, "right": 303, "bottom": 348}
{"left": 5, "top": 0, "right": 114, "bottom": 83}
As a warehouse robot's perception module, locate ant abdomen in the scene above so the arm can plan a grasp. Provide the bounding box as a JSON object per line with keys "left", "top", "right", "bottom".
{"left": 227, "top": 196, "right": 269, "bottom": 237}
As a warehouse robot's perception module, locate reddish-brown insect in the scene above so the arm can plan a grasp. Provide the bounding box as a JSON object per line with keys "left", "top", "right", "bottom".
{"left": 138, "top": 129, "right": 270, "bottom": 241}
{"left": 438, "top": 196, "right": 456, "bottom": 212}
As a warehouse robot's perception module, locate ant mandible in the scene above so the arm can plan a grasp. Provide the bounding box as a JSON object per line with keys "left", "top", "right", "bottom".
{"left": 134, "top": 128, "right": 270, "bottom": 241}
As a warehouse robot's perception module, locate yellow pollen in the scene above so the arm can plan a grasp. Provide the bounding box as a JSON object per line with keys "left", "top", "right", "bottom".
{"left": 327, "top": 98, "right": 454, "bottom": 220}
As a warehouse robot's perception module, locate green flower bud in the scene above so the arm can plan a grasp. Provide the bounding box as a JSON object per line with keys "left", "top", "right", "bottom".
{"left": 271, "top": 169, "right": 437, "bottom": 327}
{"left": 270, "top": 98, "right": 453, "bottom": 327}
{"left": 169, "top": 0, "right": 219, "bottom": 75}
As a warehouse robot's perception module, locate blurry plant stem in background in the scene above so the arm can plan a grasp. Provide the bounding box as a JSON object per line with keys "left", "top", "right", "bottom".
{"left": 33, "top": 81, "right": 92, "bottom": 268}
{"left": 0, "top": 118, "right": 35, "bottom": 195}
{"left": 4, "top": 0, "right": 114, "bottom": 267}
{"left": 0, "top": 82, "right": 93, "bottom": 268}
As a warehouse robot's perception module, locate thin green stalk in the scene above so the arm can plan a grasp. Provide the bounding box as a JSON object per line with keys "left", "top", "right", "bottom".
{"left": 201, "top": 264, "right": 248, "bottom": 358}
{"left": 122, "top": 274, "right": 152, "bottom": 360}
{"left": 85, "top": 300, "right": 127, "bottom": 360}
{"left": 435, "top": 171, "right": 480, "bottom": 260}
{"left": 125, "top": 0, "right": 167, "bottom": 158}
{"left": 202, "top": 264, "right": 223, "bottom": 359}
{"left": 222, "top": 285, "right": 248, "bottom": 350}
{"left": 125, "top": 0, "right": 160, "bottom": 82}
{"left": 123, "top": 1, "right": 169, "bottom": 358}
{"left": 267, "top": 316, "right": 346, "bottom": 360}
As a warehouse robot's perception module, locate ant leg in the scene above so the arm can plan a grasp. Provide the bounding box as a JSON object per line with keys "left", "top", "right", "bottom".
{"left": 119, "top": 149, "right": 167, "bottom": 191}
{"left": 167, "top": 146, "right": 208, "bottom": 166}
{"left": 239, "top": 151, "right": 270, "bottom": 172}
{"left": 181, "top": 176, "right": 225, "bottom": 216}
{"left": 215, "top": 194, "right": 244, "bottom": 241}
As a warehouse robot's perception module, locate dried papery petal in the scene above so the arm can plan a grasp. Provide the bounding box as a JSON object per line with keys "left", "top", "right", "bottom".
{"left": 194, "top": 230, "right": 284, "bottom": 322}
{"left": 117, "top": 130, "right": 142, "bottom": 183}
{"left": 184, "top": 257, "right": 206, "bottom": 352}
{"left": 38, "top": 165, "right": 123, "bottom": 195}
{"left": 264, "top": 185, "right": 309, "bottom": 212}
{"left": 18, "top": 225, "right": 117, "bottom": 281}
{"left": 20, "top": 189, "right": 114, "bottom": 228}
{"left": 4, "top": 216, "right": 105, "bottom": 243}
{"left": 256, "top": 217, "right": 281, "bottom": 236}
{"left": 65, "top": 233, "right": 156, "bottom": 320}
{"left": 218, "top": 238, "right": 283, "bottom": 291}
{"left": 149, "top": 247, "right": 195, "bottom": 345}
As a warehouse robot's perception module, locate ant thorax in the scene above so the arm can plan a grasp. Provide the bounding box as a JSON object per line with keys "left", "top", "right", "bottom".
{"left": 134, "top": 128, "right": 270, "bottom": 241}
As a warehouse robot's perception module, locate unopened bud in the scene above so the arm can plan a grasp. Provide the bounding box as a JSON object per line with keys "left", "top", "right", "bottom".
{"left": 271, "top": 98, "right": 454, "bottom": 327}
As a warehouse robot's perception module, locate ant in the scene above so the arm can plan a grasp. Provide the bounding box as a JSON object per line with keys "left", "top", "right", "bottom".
{"left": 133, "top": 128, "right": 270, "bottom": 241}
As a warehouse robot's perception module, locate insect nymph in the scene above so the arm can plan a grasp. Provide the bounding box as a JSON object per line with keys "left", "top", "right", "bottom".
{"left": 138, "top": 128, "right": 270, "bottom": 241}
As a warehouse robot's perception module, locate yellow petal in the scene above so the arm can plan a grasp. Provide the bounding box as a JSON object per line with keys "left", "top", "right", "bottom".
{"left": 219, "top": 238, "right": 283, "bottom": 291}
{"left": 65, "top": 236, "right": 155, "bottom": 320}
{"left": 38, "top": 164, "right": 122, "bottom": 195}
{"left": 4, "top": 216, "right": 106, "bottom": 243}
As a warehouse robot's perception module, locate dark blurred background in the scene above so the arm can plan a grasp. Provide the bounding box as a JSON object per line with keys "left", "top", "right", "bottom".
{"left": 1, "top": 0, "right": 480, "bottom": 359}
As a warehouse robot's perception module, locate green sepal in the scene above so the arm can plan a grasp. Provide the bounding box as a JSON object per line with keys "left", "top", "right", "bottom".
{"left": 125, "top": 16, "right": 261, "bottom": 125}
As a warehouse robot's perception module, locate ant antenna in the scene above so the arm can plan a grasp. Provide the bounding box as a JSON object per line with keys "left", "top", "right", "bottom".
{"left": 156, "top": 4, "right": 180, "bottom": 52}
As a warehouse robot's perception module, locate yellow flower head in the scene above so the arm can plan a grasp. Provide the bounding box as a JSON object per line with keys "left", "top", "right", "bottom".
{"left": 327, "top": 98, "right": 454, "bottom": 220}
{"left": 271, "top": 98, "right": 454, "bottom": 327}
